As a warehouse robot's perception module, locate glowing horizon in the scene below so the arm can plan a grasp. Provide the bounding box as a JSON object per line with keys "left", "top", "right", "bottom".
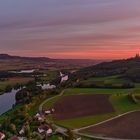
{"left": 0, "top": 0, "right": 140, "bottom": 59}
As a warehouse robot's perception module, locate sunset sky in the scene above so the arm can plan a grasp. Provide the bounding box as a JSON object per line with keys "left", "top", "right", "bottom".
{"left": 0, "top": 0, "right": 140, "bottom": 59}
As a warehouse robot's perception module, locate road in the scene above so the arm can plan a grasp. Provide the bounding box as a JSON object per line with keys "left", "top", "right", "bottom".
{"left": 39, "top": 90, "right": 68, "bottom": 134}
{"left": 39, "top": 90, "right": 65, "bottom": 112}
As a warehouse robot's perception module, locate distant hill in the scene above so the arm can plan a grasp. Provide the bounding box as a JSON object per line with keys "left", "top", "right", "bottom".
{"left": 73, "top": 55, "right": 140, "bottom": 82}
{"left": 0, "top": 54, "right": 51, "bottom": 61}
{"left": 0, "top": 54, "right": 103, "bottom": 71}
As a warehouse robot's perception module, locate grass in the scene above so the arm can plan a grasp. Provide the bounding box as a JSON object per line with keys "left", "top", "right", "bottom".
{"left": 81, "top": 75, "right": 132, "bottom": 88}
{"left": 43, "top": 95, "right": 62, "bottom": 109}
{"left": 55, "top": 112, "right": 116, "bottom": 129}
{"left": 48, "top": 135, "right": 60, "bottom": 140}
{"left": 110, "top": 94, "right": 140, "bottom": 114}
{"left": 28, "top": 94, "right": 54, "bottom": 116}
{"left": 40, "top": 70, "right": 59, "bottom": 81}
{"left": 63, "top": 88, "right": 130, "bottom": 95}
{"left": 84, "top": 75, "right": 129, "bottom": 84}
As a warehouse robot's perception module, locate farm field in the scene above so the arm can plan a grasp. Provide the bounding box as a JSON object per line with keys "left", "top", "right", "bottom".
{"left": 43, "top": 87, "right": 140, "bottom": 128}
{"left": 81, "top": 111, "right": 140, "bottom": 139}
{"left": 0, "top": 77, "right": 33, "bottom": 92}
{"left": 54, "top": 94, "right": 114, "bottom": 120}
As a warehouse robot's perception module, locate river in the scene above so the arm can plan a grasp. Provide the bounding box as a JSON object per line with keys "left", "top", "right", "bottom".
{"left": 0, "top": 83, "right": 56, "bottom": 115}
{"left": 0, "top": 89, "right": 20, "bottom": 115}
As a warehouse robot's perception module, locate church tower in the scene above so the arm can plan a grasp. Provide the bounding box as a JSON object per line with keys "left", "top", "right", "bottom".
{"left": 135, "top": 53, "right": 140, "bottom": 58}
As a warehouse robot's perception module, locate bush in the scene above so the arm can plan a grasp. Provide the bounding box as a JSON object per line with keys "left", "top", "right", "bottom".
{"left": 5, "top": 85, "right": 12, "bottom": 93}
{"left": 127, "top": 93, "right": 138, "bottom": 104}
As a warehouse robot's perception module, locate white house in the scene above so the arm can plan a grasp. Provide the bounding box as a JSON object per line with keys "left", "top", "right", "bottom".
{"left": 44, "top": 110, "right": 51, "bottom": 115}
{"left": 61, "top": 75, "right": 68, "bottom": 83}
{"left": 38, "top": 124, "right": 53, "bottom": 135}
{"left": 44, "top": 108, "right": 55, "bottom": 115}
{"left": 38, "top": 83, "right": 56, "bottom": 90}
{"left": 35, "top": 113, "right": 44, "bottom": 121}
{"left": 19, "top": 126, "right": 25, "bottom": 135}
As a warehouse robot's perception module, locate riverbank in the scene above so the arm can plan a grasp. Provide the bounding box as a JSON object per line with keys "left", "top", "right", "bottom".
{"left": 0, "top": 104, "right": 21, "bottom": 122}
{"left": 0, "top": 89, "right": 21, "bottom": 115}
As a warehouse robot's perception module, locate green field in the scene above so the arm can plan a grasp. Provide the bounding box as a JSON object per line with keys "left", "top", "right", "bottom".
{"left": 0, "top": 77, "right": 33, "bottom": 93}
{"left": 43, "top": 86, "right": 140, "bottom": 128}
{"left": 78, "top": 75, "right": 135, "bottom": 88}
{"left": 55, "top": 112, "right": 116, "bottom": 128}
{"left": 84, "top": 75, "right": 129, "bottom": 84}
{"left": 40, "top": 70, "right": 59, "bottom": 81}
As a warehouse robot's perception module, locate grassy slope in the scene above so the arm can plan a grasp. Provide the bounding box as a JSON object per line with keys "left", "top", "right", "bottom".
{"left": 111, "top": 94, "right": 140, "bottom": 114}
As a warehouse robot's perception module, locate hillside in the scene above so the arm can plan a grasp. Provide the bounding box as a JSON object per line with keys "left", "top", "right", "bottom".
{"left": 72, "top": 55, "right": 140, "bottom": 82}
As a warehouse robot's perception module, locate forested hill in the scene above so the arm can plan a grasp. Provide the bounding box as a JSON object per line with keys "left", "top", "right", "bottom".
{"left": 72, "top": 56, "right": 140, "bottom": 82}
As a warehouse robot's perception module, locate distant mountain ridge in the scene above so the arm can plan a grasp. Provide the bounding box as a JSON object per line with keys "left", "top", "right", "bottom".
{"left": 0, "top": 54, "right": 103, "bottom": 71}
{"left": 0, "top": 54, "right": 51, "bottom": 61}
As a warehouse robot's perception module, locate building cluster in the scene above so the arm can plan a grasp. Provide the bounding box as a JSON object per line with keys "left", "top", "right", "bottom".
{"left": 0, "top": 108, "right": 55, "bottom": 140}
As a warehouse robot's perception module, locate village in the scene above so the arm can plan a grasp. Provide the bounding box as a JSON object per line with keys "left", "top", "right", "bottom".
{"left": 0, "top": 72, "right": 79, "bottom": 140}
{"left": 0, "top": 107, "right": 61, "bottom": 140}
{"left": 0, "top": 105, "right": 82, "bottom": 140}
